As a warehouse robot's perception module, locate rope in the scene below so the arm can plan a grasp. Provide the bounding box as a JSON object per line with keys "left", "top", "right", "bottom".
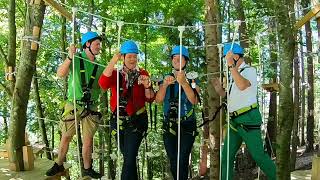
{"left": 257, "top": 37, "right": 275, "bottom": 159}
{"left": 218, "top": 43, "right": 223, "bottom": 180}
{"left": 226, "top": 20, "right": 242, "bottom": 180}
{"left": 57, "top": 1, "right": 316, "bottom": 30}
{"left": 257, "top": 35, "right": 262, "bottom": 180}
{"left": 116, "top": 21, "right": 124, "bottom": 180}
{"left": 10, "top": 35, "right": 286, "bottom": 85}
{"left": 176, "top": 25, "right": 185, "bottom": 180}
{"left": 71, "top": 7, "right": 83, "bottom": 178}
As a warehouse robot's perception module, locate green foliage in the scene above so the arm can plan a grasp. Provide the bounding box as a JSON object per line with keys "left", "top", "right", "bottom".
{"left": 2, "top": 0, "right": 315, "bottom": 179}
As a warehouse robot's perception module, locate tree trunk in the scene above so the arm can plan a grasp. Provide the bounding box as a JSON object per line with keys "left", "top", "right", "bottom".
{"left": 301, "top": 0, "right": 315, "bottom": 152}
{"left": 234, "top": 0, "right": 249, "bottom": 49}
{"left": 199, "top": 111, "right": 209, "bottom": 176}
{"left": 87, "top": 0, "right": 94, "bottom": 31}
{"left": 8, "top": 0, "right": 16, "bottom": 92}
{"left": 51, "top": 124, "right": 55, "bottom": 160}
{"left": 8, "top": 0, "right": 46, "bottom": 171}
{"left": 227, "top": 0, "right": 231, "bottom": 42}
{"left": 60, "top": 0, "right": 68, "bottom": 100}
{"left": 305, "top": 24, "right": 315, "bottom": 153}
{"left": 317, "top": 17, "right": 320, "bottom": 156}
{"left": 33, "top": 73, "right": 52, "bottom": 160}
{"left": 3, "top": 107, "right": 8, "bottom": 140}
{"left": 300, "top": 32, "right": 306, "bottom": 146}
{"left": 274, "top": 0, "right": 295, "bottom": 179}
{"left": 266, "top": 19, "right": 277, "bottom": 156}
{"left": 290, "top": 51, "right": 300, "bottom": 171}
{"left": 204, "top": 0, "right": 221, "bottom": 179}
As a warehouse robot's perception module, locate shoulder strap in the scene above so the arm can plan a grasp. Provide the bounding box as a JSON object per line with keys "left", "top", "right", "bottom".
{"left": 170, "top": 84, "right": 175, "bottom": 99}
{"left": 79, "top": 53, "right": 87, "bottom": 90}
{"left": 87, "top": 65, "right": 98, "bottom": 89}
{"left": 118, "top": 70, "right": 124, "bottom": 95}
{"left": 169, "top": 73, "right": 175, "bottom": 100}
{"left": 79, "top": 53, "right": 99, "bottom": 90}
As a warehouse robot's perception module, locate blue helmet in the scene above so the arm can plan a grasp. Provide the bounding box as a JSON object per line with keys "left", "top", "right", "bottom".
{"left": 223, "top": 43, "right": 244, "bottom": 56}
{"left": 171, "top": 45, "right": 189, "bottom": 60}
{"left": 120, "top": 40, "right": 139, "bottom": 54}
{"left": 81, "top": 31, "right": 102, "bottom": 47}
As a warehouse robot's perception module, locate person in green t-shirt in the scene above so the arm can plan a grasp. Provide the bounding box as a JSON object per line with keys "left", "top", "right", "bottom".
{"left": 46, "top": 31, "right": 103, "bottom": 179}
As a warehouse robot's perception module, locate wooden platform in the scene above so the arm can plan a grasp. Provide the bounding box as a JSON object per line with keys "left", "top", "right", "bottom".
{"left": 0, "top": 158, "right": 71, "bottom": 180}
{"left": 291, "top": 169, "right": 311, "bottom": 180}
{"left": 262, "top": 83, "right": 279, "bottom": 92}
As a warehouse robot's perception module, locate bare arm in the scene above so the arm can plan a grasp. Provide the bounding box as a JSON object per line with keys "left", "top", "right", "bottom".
{"left": 176, "top": 71, "right": 199, "bottom": 104}
{"left": 225, "top": 51, "right": 250, "bottom": 91}
{"left": 230, "top": 67, "right": 251, "bottom": 90}
{"left": 155, "top": 83, "right": 168, "bottom": 103}
{"left": 57, "top": 44, "right": 76, "bottom": 78}
{"left": 102, "top": 53, "right": 121, "bottom": 77}
{"left": 211, "top": 78, "right": 226, "bottom": 97}
{"left": 57, "top": 59, "right": 72, "bottom": 78}
{"left": 155, "top": 75, "right": 175, "bottom": 103}
{"left": 181, "top": 82, "right": 198, "bottom": 105}
{"left": 139, "top": 74, "right": 155, "bottom": 99}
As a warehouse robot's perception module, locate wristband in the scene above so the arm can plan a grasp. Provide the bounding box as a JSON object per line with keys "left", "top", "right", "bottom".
{"left": 67, "top": 56, "right": 72, "bottom": 61}
{"left": 228, "top": 64, "right": 236, "bottom": 69}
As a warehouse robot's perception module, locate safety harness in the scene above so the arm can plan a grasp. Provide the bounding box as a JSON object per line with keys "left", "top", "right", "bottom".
{"left": 63, "top": 53, "right": 101, "bottom": 121}
{"left": 164, "top": 73, "right": 198, "bottom": 136}
{"left": 77, "top": 54, "right": 99, "bottom": 109}
{"left": 229, "top": 103, "right": 260, "bottom": 132}
{"left": 198, "top": 66, "right": 260, "bottom": 132}
{"left": 111, "top": 69, "right": 147, "bottom": 136}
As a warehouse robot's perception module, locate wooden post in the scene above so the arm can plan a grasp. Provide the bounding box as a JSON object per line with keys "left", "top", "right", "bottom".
{"left": 295, "top": 4, "right": 320, "bottom": 30}
{"left": 312, "top": 155, "right": 320, "bottom": 180}
{"left": 23, "top": 145, "right": 34, "bottom": 170}
{"left": 35, "top": 0, "right": 41, "bottom": 5}
{"left": 43, "top": 0, "right": 72, "bottom": 21}
{"left": 5, "top": 66, "right": 15, "bottom": 81}
{"left": 31, "top": 26, "right": 40, "bottom": 50}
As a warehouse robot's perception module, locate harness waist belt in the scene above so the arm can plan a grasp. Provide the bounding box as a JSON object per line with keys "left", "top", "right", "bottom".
{"left": 230, "top": 123, "right": 261, "bottom": 132}
{"left": 76, "top": 100, "right": 95, "bottom": 106}
{"left": 165, "top": 108, "right": 194, "bottom": 121}
{"left": 115, "top": 106, "right": 146, "bottom": 119}
{"left": 230, "top": 103, "right": 258, "bottom": 118}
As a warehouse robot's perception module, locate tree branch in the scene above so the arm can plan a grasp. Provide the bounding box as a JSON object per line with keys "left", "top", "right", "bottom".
{"left": 0, "top": 45, "right": 8, "bottom": 65}
{"left": 17, "top": 3, "right": 25, "bottom": 18}
{"left": 0, "top": 81, "right": 13, "bottom": 97}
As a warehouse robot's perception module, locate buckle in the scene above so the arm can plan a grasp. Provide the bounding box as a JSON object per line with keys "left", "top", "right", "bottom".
{"left": 136, "top": 107, "right": 146, "bottom": 115}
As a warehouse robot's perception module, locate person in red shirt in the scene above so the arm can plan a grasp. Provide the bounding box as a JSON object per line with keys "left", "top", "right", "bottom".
{"left": 99, "top": 40, "right": 155, "bottom": 180}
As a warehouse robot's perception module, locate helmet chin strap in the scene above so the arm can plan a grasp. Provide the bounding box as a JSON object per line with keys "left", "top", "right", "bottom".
{"left": 233, "top": 56, "right": 241, "bottom": 66}
{"left": 86, "top": 43, "right": 96, "bottom": 57}
{"left": 124, "top": 62, "right": 136, "bottom": 72}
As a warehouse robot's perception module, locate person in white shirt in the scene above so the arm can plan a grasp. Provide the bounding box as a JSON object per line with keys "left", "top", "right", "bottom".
{"left": 212, "top": 43, "right": 276, "bottom": 180}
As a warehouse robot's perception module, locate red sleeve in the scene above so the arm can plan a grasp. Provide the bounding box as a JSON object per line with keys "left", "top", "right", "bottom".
{"left": 139, "top": 69, "right": 149, "bottom": 76}
{"left": 98, "top": 70, "right": 116, "bottom": 90}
